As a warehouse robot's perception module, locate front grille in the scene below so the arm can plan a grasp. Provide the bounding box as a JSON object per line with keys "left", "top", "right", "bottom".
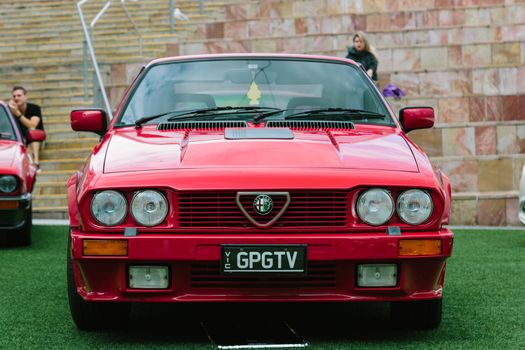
{"left": 191, "top": 262, "right": 337, "bottom": 288}
{"left": 178, "top": 191, "right": 348, "bottom": 228}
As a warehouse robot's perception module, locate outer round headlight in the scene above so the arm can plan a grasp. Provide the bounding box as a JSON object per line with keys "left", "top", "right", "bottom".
{"left": 90, "top": 190, "right": 127, "bottom": 226}
{"left": 397, "top": 189, "right": 433, "bottom": 225}
{"left": 356, "top": 188, "right": 394, "bottom": 226}
{"left": 131, "top": 190, "right": 168, "bottom": 226}
{"left": 0, "top": 175, "right": 18, "bottom": 193}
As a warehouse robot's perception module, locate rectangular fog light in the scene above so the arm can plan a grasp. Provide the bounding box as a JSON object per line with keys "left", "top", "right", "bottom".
{"left": 129, "top": 266, "right": 169, "bottom": 289}
{"left": 357, "top": 264, "right": 397, "bottom": 287}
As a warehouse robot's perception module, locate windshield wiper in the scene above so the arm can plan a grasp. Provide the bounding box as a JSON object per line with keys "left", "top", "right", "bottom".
{"left": 166, "top": 106, "right": 282, "bottom": 122}
{"left": 285, "top": 108, "right": 386, "bottom": 120}
{"left": 134, "top": 112, "right": 175, "bottom": 128}
{"left": 135, "top": 107, "right": 229, "bottom": 127}
{"left": 252, "top": 109, "right": 287, "bottom": 123}
{"left": 135, "top": 106, "right": 231, "bottom": 128}
{"left": 135, "top": 106, "right": 282, "bottom": 127}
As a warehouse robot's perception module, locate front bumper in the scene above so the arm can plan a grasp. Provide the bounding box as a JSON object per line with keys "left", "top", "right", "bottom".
{"left": 0, "top": 193, "right": 31, "bottom": 230}
{"left": 70, "top": 228, "right": 453, "bottom": 303}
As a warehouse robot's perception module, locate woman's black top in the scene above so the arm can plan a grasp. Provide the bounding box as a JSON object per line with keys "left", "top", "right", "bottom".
{"left": 346, "top": 47, "right": 378, "bottom": 82}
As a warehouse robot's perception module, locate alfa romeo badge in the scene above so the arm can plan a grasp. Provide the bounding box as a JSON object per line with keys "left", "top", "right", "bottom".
{"left": 253, "top": 194, "right": 273, "bottom": 215}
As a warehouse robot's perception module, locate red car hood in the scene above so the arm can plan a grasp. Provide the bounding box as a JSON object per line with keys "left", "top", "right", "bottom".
{"left": 103, "top": 127, "right": 418, "bottom": 173}
{"left": 0, "top": 142, "right": 16, "bottom": 168}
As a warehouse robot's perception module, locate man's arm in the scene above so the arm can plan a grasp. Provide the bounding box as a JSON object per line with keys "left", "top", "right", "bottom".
{"left": 16, "top": 115, "right": 40, "bottom": 129}
{"left": 9, "top": 101, "right": 40, "bottom": 129}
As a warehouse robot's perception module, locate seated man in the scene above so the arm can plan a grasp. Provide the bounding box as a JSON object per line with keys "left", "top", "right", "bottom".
{"left": 8, "top": 86, "right": 44, "bottom": 170}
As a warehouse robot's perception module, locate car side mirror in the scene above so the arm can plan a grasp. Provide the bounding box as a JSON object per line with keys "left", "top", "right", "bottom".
{"left": 399, "top": 107, "right": 434, "bottom": 133}
{"left": 27, "top": 129, "right": 46, "bottom": 143}
{"left": 70, "top": 109, "right": 108, "bottom": 137}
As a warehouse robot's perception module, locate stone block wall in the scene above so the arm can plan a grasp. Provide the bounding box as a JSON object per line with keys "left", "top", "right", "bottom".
{"left": 107, "top": 0, "right": 525, "bottom": 225}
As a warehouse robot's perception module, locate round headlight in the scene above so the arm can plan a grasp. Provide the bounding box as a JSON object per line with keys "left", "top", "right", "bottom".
{"left": 397, "top": 189, "right": 433, "bottom": 225}
{"left": 0, "top": 175, "right": 18, "bottom": 193}
{"left": 131, "top": 190, "right": 168, "bottom": 226}
{"left": 356, "top": 188, "right": 394, "bottom": 226}
{"left": 90, "top": 190, "right": 127, "bottom": 226}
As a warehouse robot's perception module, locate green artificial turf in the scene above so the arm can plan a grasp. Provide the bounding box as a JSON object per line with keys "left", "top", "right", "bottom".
{"left": 0, "top": 227, "right": 524, "bottom": 349}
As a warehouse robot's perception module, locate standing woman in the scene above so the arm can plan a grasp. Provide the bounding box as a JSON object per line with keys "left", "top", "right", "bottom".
{"left": 345, "top": 31, "right": 378, "bottom": 84}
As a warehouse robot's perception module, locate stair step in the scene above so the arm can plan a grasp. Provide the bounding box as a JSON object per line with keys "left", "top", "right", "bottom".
{"left": 44, "top": 129, "right": 100, "bottom": 140}
{"left": 33, "top": 182, "right": 67, "bottom": 195}
{"left": 40, "top": 147, "right": 93, "bottom": 160}
{"left": 32, "top": 207, "right": 69, "bottom": 220}
{"left": 41, "top": 138, "right": 99, "bottom": 150}
{"left": 39, "top": 158, "right": 85, "bottom": 171}
{"left": 33, "top": 194, "right": 68, "bottom": 208}
{"left": 34, "top": 170, "right": 75, "bottom": 183}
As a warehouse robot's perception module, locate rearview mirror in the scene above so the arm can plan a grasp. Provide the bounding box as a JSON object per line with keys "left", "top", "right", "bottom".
{"left": 70, "top": 109, "right": 108, "bottom": 137}
{"left": 399, "top": 107, "right": 434, "bottom": 133}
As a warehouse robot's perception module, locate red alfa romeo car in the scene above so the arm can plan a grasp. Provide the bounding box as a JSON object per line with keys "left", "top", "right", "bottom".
{"left": 0, "top": 101, "right": 44, "bottom": 246}
{"left": 67, "top": 54, "right": 454, "bottom": 330}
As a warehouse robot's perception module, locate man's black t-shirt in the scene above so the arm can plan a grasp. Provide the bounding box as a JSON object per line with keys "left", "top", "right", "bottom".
{"left": 15, "top": 102, "right": 44, "bottom": 142}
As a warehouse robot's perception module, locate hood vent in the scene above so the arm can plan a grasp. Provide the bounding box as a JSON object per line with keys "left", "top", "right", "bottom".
{"left": 225, "top": 128, "right": 294, "bottom": 140}
{"left": 158, "top": 121, "right": 248, "bottom": 131}
{"left": 266, "top": 120, "right": 354, "bottom": 130}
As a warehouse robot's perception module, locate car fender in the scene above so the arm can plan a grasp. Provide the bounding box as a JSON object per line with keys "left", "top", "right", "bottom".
{"left": 438, "top": 169, "right": 452, "bottom": 225}
{"left": 67, "top": 172, "right": 81, "bottom": 228}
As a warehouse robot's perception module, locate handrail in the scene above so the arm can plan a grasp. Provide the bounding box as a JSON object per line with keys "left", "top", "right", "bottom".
{"left": 90, "top": 1, "right": 111, "bottom": 28}
{"left": 77, "top": 0, "right": 113, "bottom": 120}
{"left": 78, "top": 0, "right": 144, "bottom": 120}
{"left": 120, "top": 0, "right": 143, "bottom": 56}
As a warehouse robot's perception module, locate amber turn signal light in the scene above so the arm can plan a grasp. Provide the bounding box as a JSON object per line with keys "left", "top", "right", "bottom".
{"left": 399, "top": 239, "right": 441, "bottom": 256}
{"left": 83, "top": 239, "right": 128, "bottom": 256}
{"left": 0, "top": 200, "right": 19, "bottom": 209}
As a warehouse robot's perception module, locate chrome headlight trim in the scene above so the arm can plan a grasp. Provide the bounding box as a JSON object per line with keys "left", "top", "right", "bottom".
{"left": 397, "top": 189, "right": 433, "bottom": 225}
{"left": 130, "top": 190, "right": 168, "bottom": 227}
{"left": 356, "top": 188, "right": 394, "bottom": 226}
{"left": 0, "top": 175, "right": 18, "bottom": 193}
{"left": 90, "top": 190, "right": 127, "bottom": 226}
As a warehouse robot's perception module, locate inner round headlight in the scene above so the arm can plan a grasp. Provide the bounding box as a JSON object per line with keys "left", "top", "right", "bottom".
{"left": 397, "top": 189, "right": 433, "bottom": 225}
{"left": 356, "top": 188, "right": 394, "bottom": 226}
{"left": 90, "top": 190, "right": 127, "bottom": 226}
{"left": 0, "top": 175, "right": 18, "bottom": 193}
{"left": 131, "top": 190, "right": 168, "bottom": 226}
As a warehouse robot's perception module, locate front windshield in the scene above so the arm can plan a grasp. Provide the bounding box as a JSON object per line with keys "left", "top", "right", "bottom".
{"left": 0, "top": 106, "right": 17, "bottom": 140}
{"left": 118, "top": 58, "right": 393, "bottom": 126}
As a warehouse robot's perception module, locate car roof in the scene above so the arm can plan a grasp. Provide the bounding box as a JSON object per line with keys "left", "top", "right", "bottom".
{"left": 146, "top": 53, "right": 360, "bottom": 69}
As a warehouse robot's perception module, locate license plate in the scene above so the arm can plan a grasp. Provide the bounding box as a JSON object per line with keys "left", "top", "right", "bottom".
{"left": 221, "top": 245, "right": 306, "bottom": 274}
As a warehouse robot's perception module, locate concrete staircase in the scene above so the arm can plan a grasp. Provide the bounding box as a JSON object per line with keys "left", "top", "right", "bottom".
{"left": 0, "top": 0, "right": 236, "bottom": 219}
